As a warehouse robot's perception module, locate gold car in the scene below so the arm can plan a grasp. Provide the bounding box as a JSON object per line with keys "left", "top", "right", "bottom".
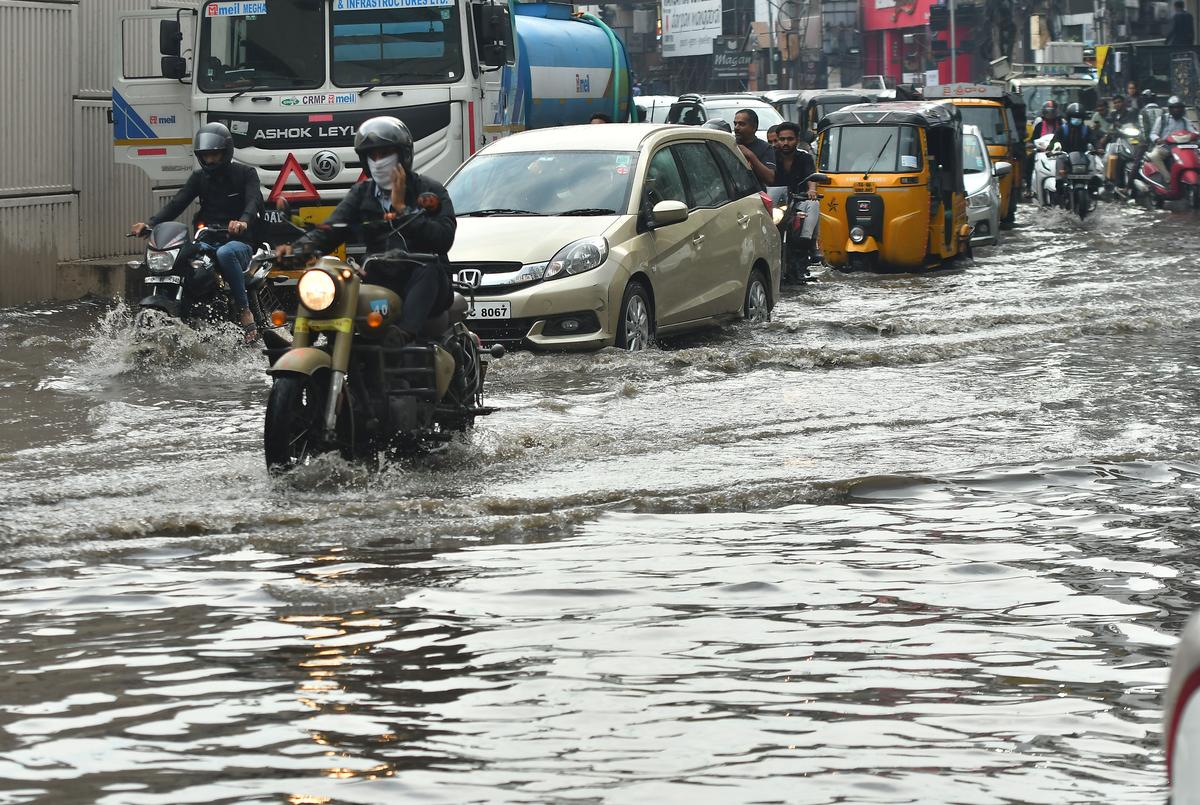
{"left": 445, "top": 124, "right": 781, "bottom": 351}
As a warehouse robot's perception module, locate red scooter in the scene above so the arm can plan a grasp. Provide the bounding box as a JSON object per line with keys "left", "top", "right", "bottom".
{"left": 1133, "top": 130, "right": 1200, "bottom": 208}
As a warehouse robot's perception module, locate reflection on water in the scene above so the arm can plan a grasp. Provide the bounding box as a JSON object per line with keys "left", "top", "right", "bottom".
{"left": 1, "top": 204, "right": 1199, "bottom": 802}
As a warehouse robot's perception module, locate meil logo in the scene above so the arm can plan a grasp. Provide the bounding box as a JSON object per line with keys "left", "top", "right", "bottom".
{"left": 575, "top": 74, "right": 591, "bottom": 94}
{"left": 149, "top": 114, "right": 177, "bottom": 126}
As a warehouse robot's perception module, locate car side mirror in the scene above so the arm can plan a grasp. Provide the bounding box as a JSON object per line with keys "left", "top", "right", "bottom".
{"left": 994, "top": 161, "right": 1012, "bottom": 177}
{"left": 162, "top": 56, "right": 187, "bottom": 80}
{"left": 649, "top": 200, "right": 688, "bottom": 228}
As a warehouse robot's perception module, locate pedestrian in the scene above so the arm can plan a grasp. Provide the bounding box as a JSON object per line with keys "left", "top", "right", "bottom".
{"left": 766, "top": 125, "right": 780, "bottom": 148}
{"left": 130, "top": 122, "right": 263, "bottom": 343}
{"left": 1128, "top": 80, "right": 1140, "bottom": 111}
{"left": 1090, "top": 97, "right": 1111, "bottom": 143}
{"left": 733, "top": 109, "right": 776, "bottom": 186}
{"left": 589, "top": 113, "right": 612, "bottom": 124}
{"left": 1166, "top": 0, "right": 1196, "bottom": 45}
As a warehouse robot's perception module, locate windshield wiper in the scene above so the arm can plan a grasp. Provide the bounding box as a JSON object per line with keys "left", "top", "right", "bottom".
{"left": 460, "top": 208, "right": 543, "bottom": 217}
{"left": 863, "top": 134, "right": 894, "bottom": 179}
{"left": 230, "top": 84, "right": 271, "bottom": 101}
{"left": 557, "top": 208, "right": 617, "bottom": 216}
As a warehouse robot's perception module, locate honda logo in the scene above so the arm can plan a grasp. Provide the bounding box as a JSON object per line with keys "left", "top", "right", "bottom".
{"left": 455, "top": 268, "right": 483, "bottom": 288}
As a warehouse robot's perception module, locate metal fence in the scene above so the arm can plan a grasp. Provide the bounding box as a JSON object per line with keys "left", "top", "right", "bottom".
{"left": 0, "top": 0, "right": 183, "bottom": 306}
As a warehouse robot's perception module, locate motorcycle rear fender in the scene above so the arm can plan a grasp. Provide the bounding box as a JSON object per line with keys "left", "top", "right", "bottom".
{"left": 1182, "top": 169, "right": 1200, "bottom": 186}
{"left": 266, "top": 347, "right": 332, "bottom": 377}
{"left": 139, "top": 296, "right": 182, "bottom": 319}
{"left": 845, "top": 236, "right": 879, "bottom": 255}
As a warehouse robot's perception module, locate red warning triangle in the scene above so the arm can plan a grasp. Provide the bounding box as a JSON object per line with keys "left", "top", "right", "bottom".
{"left": 267, "top": 153, "right": 321, "bottom": 204}
{"left": 356, "top": 169, "right": 368, "bottom": 183}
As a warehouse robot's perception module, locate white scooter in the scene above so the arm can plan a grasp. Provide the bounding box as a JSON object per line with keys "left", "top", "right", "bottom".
{"left": 1031, "top": 133, "right": 1105, "bottom": 218}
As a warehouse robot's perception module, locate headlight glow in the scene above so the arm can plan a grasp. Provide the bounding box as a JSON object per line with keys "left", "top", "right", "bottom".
{"left": 849, "top": 227, "right": 866, "bottom": 244}
{"left": 544, "top": 237, "right": 609, "bottom": 281}
{"left": 1122, "top": 125, "right": 1141, "bottom": 138}
{"left": 146, "top": 249, "right": 178, "bottom": 274}
{"left": 298, "top": 269, "right": 337, "bottom": 311}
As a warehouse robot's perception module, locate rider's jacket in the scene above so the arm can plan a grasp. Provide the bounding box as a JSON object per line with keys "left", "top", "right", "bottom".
{"left": 1031, "top": 117, "right": 1059, "bottom": 139}
{"left": 1151, "top": 114, "right": 1199, "bottom": 141}
{"left": 149, "top": 163, "right": 263, "bottom": 241}
{"left": 293, "top": 172, "right": 456, "bottom": 259}
{"left": 1053, "top": 122, "right": 1095, "bottom": 153}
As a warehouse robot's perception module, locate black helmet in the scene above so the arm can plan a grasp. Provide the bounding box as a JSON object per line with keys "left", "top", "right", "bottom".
{"left": 702, "top": 118, "right": 732, "bottom": 133}
{"left": 1042, "top": 100, "right": 1058, "bottom": 117}
{"left": 1168, "top": 95, "right": 1186, "bottom": 112}
{"left": 1066, "top": 102, "right": 1083, "bottom": 122}
{"left": 354, "top": 116, "right": 414, "bottom": 173}
{"left": 193, "top": 122, "right": 233, "bottom": 174}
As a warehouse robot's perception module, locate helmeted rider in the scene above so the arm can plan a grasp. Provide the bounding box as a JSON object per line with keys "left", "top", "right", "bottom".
{"left": 1053, "top": 103, "right": 1097, "bottom": 153}
{"left": 275, "top": 116, "right": 456, "bottom": 346}
{"left": 1146, "top": 95, "right": 1198, "bottom": 178}
{"left": 1025, "top": 101, "right": 1060, "bottom": 195}
{"left": 130, "top": 122, "right": 263, "bottom": 342}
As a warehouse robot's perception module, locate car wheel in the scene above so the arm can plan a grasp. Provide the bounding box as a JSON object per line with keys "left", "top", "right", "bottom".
{"left": 744, "top": 268, "right": 771, "bottom": 322}
{"left": 616, "top": 281, "right": 653, "bottom": 351}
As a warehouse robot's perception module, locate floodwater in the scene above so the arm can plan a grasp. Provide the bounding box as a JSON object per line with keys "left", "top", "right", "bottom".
{"left": 1, "top": 204, "right": 1198, "bottom": 803}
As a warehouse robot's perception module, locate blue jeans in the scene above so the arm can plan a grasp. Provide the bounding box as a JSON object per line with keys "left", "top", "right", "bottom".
{"left": 204, "top": 240, "right": 252, "bottom": 311}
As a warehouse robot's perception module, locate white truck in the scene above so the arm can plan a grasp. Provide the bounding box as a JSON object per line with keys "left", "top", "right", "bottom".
{"left": 113, "top": 0, "right": 631, "bottom": 228}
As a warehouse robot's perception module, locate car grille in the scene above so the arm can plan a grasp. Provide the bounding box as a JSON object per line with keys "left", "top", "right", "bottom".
{"left": 468, "top": 317, "right": 535, "bottom": 347}
{"left": 450, "top": 262, "right": 541, "bottom": 294}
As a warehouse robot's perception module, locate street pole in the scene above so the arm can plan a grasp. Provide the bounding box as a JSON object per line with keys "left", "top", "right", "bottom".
{"left": 949, "top": 0, "right": 957, "bottom": 82}
{"left": 769, "top": 4, "right": 776, "bottom": 89}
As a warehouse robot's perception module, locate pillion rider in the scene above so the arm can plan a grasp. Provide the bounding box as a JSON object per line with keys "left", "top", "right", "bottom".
{"left": 130, "top": 122, "right": 263, "bottom": 342}
{"left": 275, "top": 116, "right": 456, "bottom": 346}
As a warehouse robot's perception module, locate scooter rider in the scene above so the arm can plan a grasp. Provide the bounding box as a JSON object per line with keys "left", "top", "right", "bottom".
{"left": 1147, "top": 96, "right": 1198, "bottom": 178}
{"left": 1025, "top": 101, "right": 1060, "bottom": 195}
{"left": 130, "top": 122, "right": 263, "bottom": 342}
{"left": 1053, "top": 103, "right": 1097, "bottom": 153}
{"left": 275, "top": 116, "right": 455, "bottom": 346}
{"left": 772, "top": 121, "right": 820, "bottom": 265}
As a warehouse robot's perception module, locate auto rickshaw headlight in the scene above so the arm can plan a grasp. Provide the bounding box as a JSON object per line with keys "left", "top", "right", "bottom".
{"left": 298, "top": 269, "right": 337, "bottom": 312}
{"left": 849, "top": 227, "right": 867, "bottom": 244}
{"left": 772, "top": 207, "right": 785, "bottom": 226}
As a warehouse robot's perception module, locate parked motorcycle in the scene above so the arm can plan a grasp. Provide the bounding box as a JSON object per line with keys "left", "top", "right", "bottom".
{"left": 1133, "top": 130, "right": 1200, "bottom": 208}
{"left": 131, "top": 222, "right": 279, "bottom": 332}
{"left": 262, "top": 249, "right": 503, "bottom": 473}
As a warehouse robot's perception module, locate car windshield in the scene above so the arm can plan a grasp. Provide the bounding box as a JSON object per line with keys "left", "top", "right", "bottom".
{"left": 198, "top": 0, "right": 324, "bottom": 92}
{"left": 704, "top": 101, "right": 784, "bottom": 128}
{"left": 963, "top": 135, "right": 989, "bottom": 173}
{"left": 331, "top": 4, "right": 463, "bottom": 86}
{"left": 449, "top": 151, "right": 638, "bottom": 216}
{"left": 819, "top": 125, "right": 923, "bottom": 174}
{"left": 959, "top": 105, "right": 1008, "bottom": 145}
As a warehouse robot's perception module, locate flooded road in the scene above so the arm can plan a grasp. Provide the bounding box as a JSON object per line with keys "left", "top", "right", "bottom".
{"left": 1, "top": 204, "right": 1199, "bottom": 803}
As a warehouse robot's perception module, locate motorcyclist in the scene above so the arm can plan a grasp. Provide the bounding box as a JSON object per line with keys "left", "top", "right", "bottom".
{"left": 275, "top": 116, "right": 455, "bottom": 346}
{"left": 1025, "top": 101, "right": 1060, "bottom": 196}
{"left": 1146, "top": 95, "right": 1199, "bottom": 178}
{"left": 1108, "top": 94, "right": 1138, "bottom": 129}
{"left": 130, "top": 122, "right": 263, "bottom": 342}
{"left": 1089, "top": 97, "right": 1112, "bottom": 144}
{"left": 772, "top": 121, "right": 820, "bottom": 271}
{"left": 1053, "top": 103, "right": 1097, "bottom": 153}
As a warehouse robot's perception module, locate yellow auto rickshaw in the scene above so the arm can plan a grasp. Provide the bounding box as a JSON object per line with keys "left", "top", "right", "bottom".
{"left": 816, "top": 101, "right": 971, "bottom": 272}
{"left": 924, "top": 84, "right": 1027, "bottom": 228}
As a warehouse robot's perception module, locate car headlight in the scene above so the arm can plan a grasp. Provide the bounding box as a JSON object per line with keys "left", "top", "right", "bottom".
{"left": 544, "top": 237, "right": 608, "bottom": 281}
{"left": 849, "top": 226, "right": 867, "bottom": 244}
{"left": 298, "top": 269, "right": 338, "bottom": 312}
{"left": 146, "top": 249, "right": 178, "bottom": 274}
{"left": 967, "top": 192, "right": 990, "bottom": 209}
{"left": 771, "top": 206, "right": 785, "bottom": 225}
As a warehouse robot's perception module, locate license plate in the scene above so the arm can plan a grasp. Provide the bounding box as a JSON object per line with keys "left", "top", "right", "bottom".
{"left": 469, "top": 301, "right": 511, "bottom": 320}
{"left": 145, "top": 275, "right": 182, "bottom": 285}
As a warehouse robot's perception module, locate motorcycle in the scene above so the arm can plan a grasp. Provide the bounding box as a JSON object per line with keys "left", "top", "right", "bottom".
{"left": 1133, "top": 130, "right": 1200, "bottom": 208}
{"left": 772, "top": 190, "right": 818, "bottom": 282}
{"left": 131, "top": 222, "right": 280, "bottom": 333}
{"left": 1031, "top": 135, "right": 1103, "bottom": 219}
{"left": 1104, "top": 123, "right": 1143, "bottom": 196}
{"left": 261, "top": 249, "right": 503, "bottom": 473}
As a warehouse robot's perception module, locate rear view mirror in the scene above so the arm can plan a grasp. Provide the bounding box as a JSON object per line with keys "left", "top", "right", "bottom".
{"left": 159, "top": 19, "right": 182, "bottom": 57}
{"left": 162, "top": 56, "right": 187, "bottom": 80}
{"left": 807, "top": 173, "right": 830, "bottom": 185}
{"left": 994, "top": 161, "right": 1012, "bottom": 177}
{"left": 475, "top": 5, "right": 513, "bottom": 67}
{"left": 650, "top": 200, "right": 688, "bottom": 228}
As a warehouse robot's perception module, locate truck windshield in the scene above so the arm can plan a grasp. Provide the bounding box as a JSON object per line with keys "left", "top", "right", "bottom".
{"left": 198, "top": 0, "right": 324, "bottom": 92}
{"left": 448, "top": 151, "right": 638, "bottom": 216}
{"left": 331, "top": 5, "right": 463, "bottom": 86}
{"left": 959, "top": 106, "right": 1008, "bottom": 145}
{"left": 819, "top": 125, "right": 923, "bottom": 173}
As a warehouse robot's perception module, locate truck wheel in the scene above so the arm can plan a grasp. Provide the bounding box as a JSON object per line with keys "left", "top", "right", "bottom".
{"left": 264, "top": 375, "right": 325, "bottom": 473}
{"left": 616, "top": 281, "right": 653, "bottom": 352}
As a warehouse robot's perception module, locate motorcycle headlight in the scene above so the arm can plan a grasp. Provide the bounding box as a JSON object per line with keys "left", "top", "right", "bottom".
{"left": 849, "top": 226, "right": 867, "bottom": 244}
{"left": 146, "top": 249, "right": 178, "bottom": 274}
{"left": 298, "top": 269, "right": 337, "bottom": 312}
{"left": 772, "top": 206, "right": 785, "bottom": 225}
{"left": 967, "top": 192, "right": 990, "bottom": 209}
{"left": 1122, "top": 125, "right": 1141, "bottom": 138}
{"left": 544, "top": 237, "right": 608, "bottom": 281}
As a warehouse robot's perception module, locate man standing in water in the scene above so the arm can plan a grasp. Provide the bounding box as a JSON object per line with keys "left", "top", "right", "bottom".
{"left": 734, "top": 109, "right": 776, "bottom": 186}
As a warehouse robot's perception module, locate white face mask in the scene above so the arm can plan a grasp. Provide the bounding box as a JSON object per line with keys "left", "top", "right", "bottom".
{"left": 368, "top": 154, "right": 399, "bottom": 190}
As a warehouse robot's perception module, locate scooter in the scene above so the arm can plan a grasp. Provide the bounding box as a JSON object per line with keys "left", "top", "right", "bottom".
{"left": 1104, "top": 123, "right": 1143, "bottom": 197}
{"left": 1055, "top": 149, "right": 1105, "bottom": 219}
{"left": 772, "top": 189, "right": 819, "bottom": 283}
{"left": 1133, "top": 130, "right": 1200, "bottom": 208}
